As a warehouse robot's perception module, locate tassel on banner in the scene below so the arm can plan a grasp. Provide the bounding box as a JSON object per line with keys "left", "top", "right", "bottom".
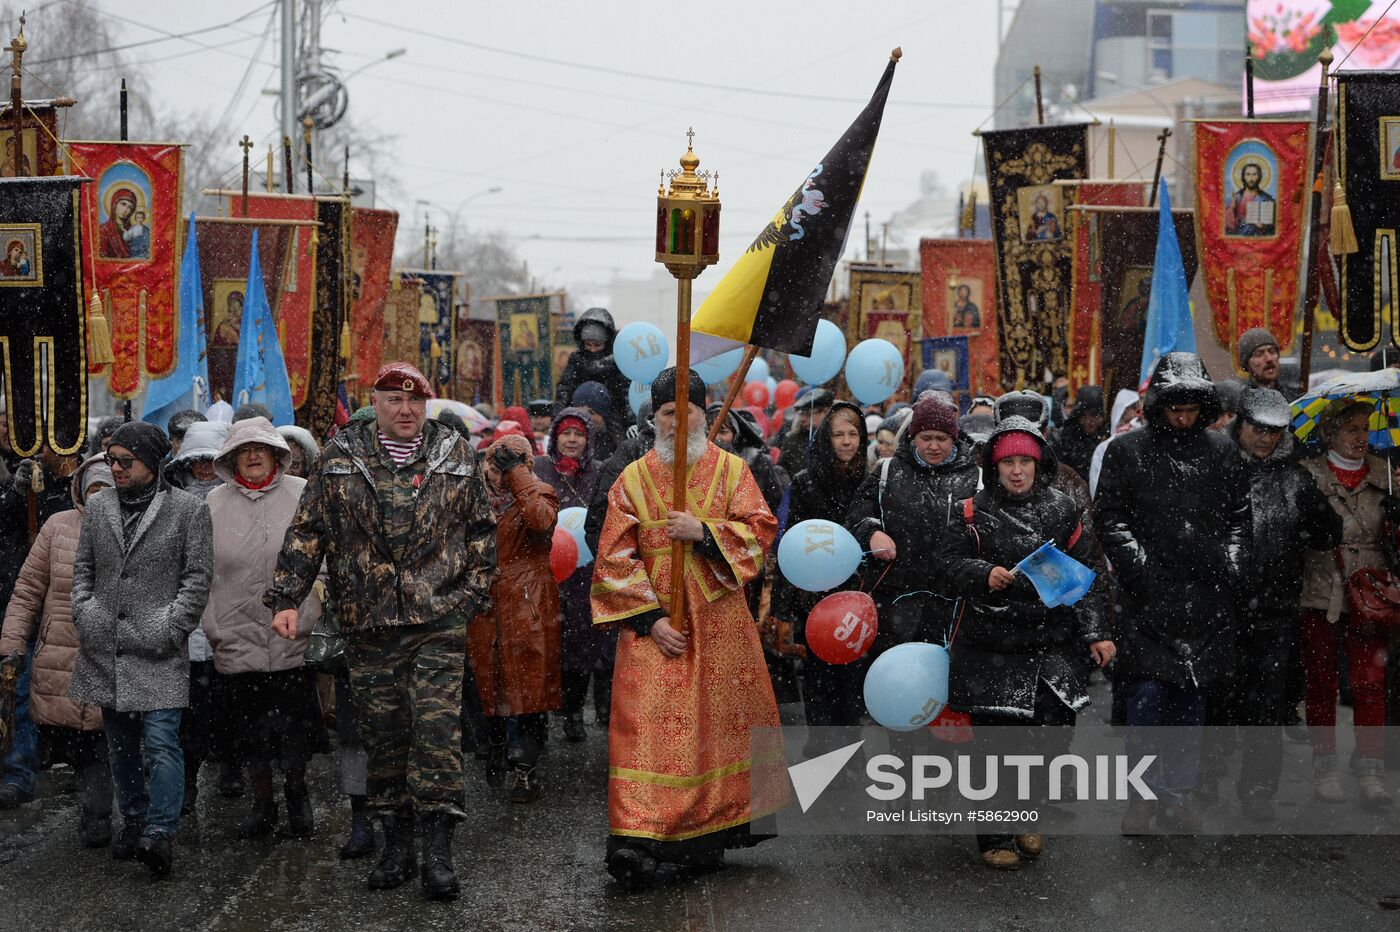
{"left": 339, "top": 318, "right": 351, "bottom": 360}
{"left": 86, "top": 291, "right": 115, "bottom": 366}
{"left": 1330, "top": 181, "right": 1358, "bottom": 256}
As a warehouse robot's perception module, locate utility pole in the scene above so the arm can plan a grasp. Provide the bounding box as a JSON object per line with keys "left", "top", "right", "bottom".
{"left": 280, "top": 0, "right": 297, "bottom": 177}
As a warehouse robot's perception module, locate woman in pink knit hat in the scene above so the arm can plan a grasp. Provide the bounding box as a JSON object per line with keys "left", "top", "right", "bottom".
{"left": 939, "top": 416, "right": 1116, "bottom": 872}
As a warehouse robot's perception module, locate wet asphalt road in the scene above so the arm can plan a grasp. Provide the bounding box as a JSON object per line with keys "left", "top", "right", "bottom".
{"left": 4, "top": 703, "right": 1400, "bottom": 931}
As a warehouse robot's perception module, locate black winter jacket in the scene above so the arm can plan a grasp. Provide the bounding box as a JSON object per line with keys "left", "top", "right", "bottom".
{"left": 771, "top": 401, "right": 868, "bottom": 633}
{"left": 1236, "top": 436, "right": 1341, "bottom": 622}
{"left": 845, "top": 434, "right": 980, "bottom": 599}
{"left": 1095, "top": 353, "right": 1250, "bottom": 686}
{"left": 554, "top": 307, "right": 632, "bottom": 440}
{"left": 940, "top": 418, "right": 1111, "bottom": 717}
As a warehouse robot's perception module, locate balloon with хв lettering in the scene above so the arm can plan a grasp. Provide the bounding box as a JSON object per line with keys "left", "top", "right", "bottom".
{"left": 614, "top": 321, "right": 670, "bottom": 384}
{"left": 777, "top": 519, "right": 861, "bottom": 593}
{"left": 844, "top": 338, "right": 904, "bottom": 405}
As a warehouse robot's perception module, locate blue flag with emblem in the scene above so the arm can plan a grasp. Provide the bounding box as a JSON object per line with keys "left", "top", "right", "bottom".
{"left": 143, "top": 213, "right": 209, "bottom": 428}
{"left": 1014, "top": 540, "right": 1096, "bottom": 608}
{"left": 231, "top": 229, "right": 295, "bottom": 426}
{"left": 1139, "top": 177, "right": 1195, "bottom": 389}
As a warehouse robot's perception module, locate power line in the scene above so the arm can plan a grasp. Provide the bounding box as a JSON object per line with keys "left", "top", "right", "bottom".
{"left": 27, "top": 1, "right": 275, "bottom": 65}
{"left": 341, "top": 11, "right": 984, "bottom": 111}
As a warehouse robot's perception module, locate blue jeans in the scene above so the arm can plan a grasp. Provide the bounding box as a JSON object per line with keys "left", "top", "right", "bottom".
{"left": 1123, "top": 679, "right": 1206, "bottom": 807}
{"left": 2, "top": 644, "right": 38, "bottom": 794}
{"left": 103, "top": 708, "right": 184, "bottom": 836}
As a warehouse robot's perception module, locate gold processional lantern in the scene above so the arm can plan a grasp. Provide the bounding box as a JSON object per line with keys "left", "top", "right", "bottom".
{"left": 653, "top": 130, "right": 720, "bottom": 635}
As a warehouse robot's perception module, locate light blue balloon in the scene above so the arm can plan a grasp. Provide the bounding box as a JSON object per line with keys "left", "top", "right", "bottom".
{"left": 764, "top": 376, "right": 777, "bottom": 404}
{"left": 693, "top": 347, "right": 745, "bottom": 385}
{"left": 776, "top": 519, "right": 861, "bottom": 593}
{"left": 844, "top": 338, "right": 905, "bottom": 405}
{"left": 744, "top": 356, "right": 770, "bottom": 384}
{"left": 615, "top": 322, "right": 670, "bottom": 384}
{"left": 627, "top": 380, "right": 651, "bottom": 416}
{"left": 557, "top": 506, "right": 593, "bottom": 567}
{"left": 863, "top": 642, "right": 950, "bottom": 732}
{"left": 789, "top": 319, "right": 847, "bottom": 385}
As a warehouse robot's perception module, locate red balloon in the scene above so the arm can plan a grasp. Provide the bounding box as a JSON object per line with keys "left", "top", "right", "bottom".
{"left": 805, "top": 591, "right": 878, "bottom": 664}
{"left": 742, "top": 380, "right": 770, "bottom": 408}
{"left": 550, "top": 526, "right": 579, "bottom": 583}
{"left": 927, "top": 706, "right": 974, "bottom": 744}
{"left": 774, "top": 378, "right": 799, "bottom": 410}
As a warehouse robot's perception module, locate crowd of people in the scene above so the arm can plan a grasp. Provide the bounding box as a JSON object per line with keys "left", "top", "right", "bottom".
{"left": 0, "top": 314, "right": 1396, "bottom": 894}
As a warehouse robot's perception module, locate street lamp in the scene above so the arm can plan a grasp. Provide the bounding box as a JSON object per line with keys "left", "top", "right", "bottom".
{"left": 653, "top": 128, "right": 720, "bottom": 635}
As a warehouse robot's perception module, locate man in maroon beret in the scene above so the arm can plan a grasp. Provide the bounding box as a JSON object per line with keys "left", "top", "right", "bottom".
{"left": 266, "top": 361, "right": 494, "bottom": 901}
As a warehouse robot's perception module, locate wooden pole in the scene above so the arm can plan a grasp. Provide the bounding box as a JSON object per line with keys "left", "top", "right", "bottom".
{"left": 1107, "top": 119, "right": 1116, "bottom": 179}
{"left": 239, "top": 134, "right": 253, "bottom": 218}
{"left": 1299, "top": 49, "right": 1333, "bottom": 392}
{"left": 266, "top": 145, "right": 275, "bottom": 193}
{"left": 1033, "top": 65, "right": 1045, "bottom": 125}
{"left": 706, "top": 344, "right": 761, "bottom": 442}
{"left": 1148, "top": 127, "right": 1172, "bottom": 207}
{"left": 119, "top": 76, "right": 133, "bottom": 423}
{"left": 282, "top": 135, "right": 294, "bottom": 194}
{"left": 303, "top": 116, "right": 314, "bottom": 196}
{"left": 670, "top": 276, "right": 694, "bottom": 635}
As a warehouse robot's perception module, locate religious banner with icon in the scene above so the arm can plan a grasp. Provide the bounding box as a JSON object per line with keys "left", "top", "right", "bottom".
{"left": 1336, "top": 71, "right": 1400, "bottom": 351}
{"left": 402, "top": 269, "right": 460, "bottom": 395}
{"left": 386, "top": 273, "right": 425, "bottom": 372}
{"left": 232, "top": 191, "right": 318, "bottom": 407}
{"left": 0, "top": 177, "right": 87, "bottom": 456}
{"left": 848, "top": 265, "right": 920, "bottom": 399}
{"left": 1190, "top": 119, "right": 1313, "bottom": 365}
{"left": 0, "top": 103, "right": 60, "bottom": 178}
{"left": 980, "top": 124, "right": 1090, "bottom": 387}
{"left": 348, "top": 206, "right": 399, "bottom": 390}
{"left": 919, "top": 238, "right": 1000, "bottom": 395}
{"left": 496, "top": 294, "right": 554, "bottom": 407}
{"left": 194, "top": 218, "right": 295, "bottom": 404}
{"left": 67, "top": 141, "right": 183, "bottom": 397}
{"left": 453, "top": 318, "right": 497, "bottom": 405}
{"left": 921, "top": 336, "right": 970, "bottom": 392}
{"left": 1094, "top": 206, "right": 1199, "bottom": 402}
{"left": 1062, "top": 180, "right": 1148, "bottom": 390}
{"left": 305, "top": 197, "right": 352, "bottom": 438}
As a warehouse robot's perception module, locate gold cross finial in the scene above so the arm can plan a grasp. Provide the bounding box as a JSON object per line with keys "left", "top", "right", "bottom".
{"left": 686, "top": 127, "right": 695, "bottom": 149}
{"left": 239, "top": 134, "right": 253, "bottom": 155}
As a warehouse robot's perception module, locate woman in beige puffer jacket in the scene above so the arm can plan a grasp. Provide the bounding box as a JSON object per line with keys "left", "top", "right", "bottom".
{"left": 0, "top": 454, "right": 115, "bottom": 846}
{"left": 200, "top": 417, "right": 326, "bottom": 839}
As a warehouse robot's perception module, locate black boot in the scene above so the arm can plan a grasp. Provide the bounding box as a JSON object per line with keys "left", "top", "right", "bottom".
{"left": 607, "top": 845, "right": 658, "bottom": 891}
{"left": 485, "top": 740, "right": 507, "bottom": 789}
{"left": 366, "top": 815, "right": 418, "bottom": 890}
{"left": 217, "top": 763, "right": 245, "bottom": 798}
{"left": 563, "top": 712, "right": 586, "bottom": 743}
{"left": 111, "top": 818, "right": 145, "bottom": 860}
{"left": 284, "top": 779, "right": 314, "bottom": 837}
{"left": 78, "top": 809, "right": 113, "bottom": 849}
{"left": 420, "top": 813, "right": 461, "bottom": 901}
{"left": 239, "top": 797, "right": 278, "bottom": 839}
{"left": 135, "top": 831, "right": 174, "bottom": 878}
{"left": 339, "top": 809, "right": 377, "bottom": 860}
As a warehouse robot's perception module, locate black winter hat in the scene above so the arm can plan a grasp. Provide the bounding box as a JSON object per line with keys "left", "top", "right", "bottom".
{"left": 1071, "top": 385, "right": 1105, "bottom": 420}
{"left": 109, "top": 421, "right": 171, "bottom": 474}
{"left": 650, "top": 367, "right": 706, "bottom": 412}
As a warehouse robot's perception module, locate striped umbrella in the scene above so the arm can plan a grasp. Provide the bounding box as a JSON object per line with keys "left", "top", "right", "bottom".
{"left": 1290, "top": 368, "right": 1400, "bottom": 450}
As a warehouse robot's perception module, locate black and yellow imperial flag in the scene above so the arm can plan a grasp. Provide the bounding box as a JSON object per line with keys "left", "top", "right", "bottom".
{"left": 692, "top": 52, "right": 899, "bottom": 358}
{"left": 1335, "top": 71, "right": 1400, "bottom": 352}
{"left": 0, "top": 177, "right": 87, "bottom": 456}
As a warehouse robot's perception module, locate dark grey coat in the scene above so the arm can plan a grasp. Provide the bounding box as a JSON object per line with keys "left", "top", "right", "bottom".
{"left": 68, "top": 483, "right": 213, "bottom": 712}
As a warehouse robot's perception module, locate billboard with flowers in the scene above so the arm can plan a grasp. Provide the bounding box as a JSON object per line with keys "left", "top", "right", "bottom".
{"left": 1249, "top": 1, "right": 1400, "bottom": 114}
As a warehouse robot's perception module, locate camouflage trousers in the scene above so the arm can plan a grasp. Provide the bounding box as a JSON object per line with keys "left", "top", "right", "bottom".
{"left": 345, "top": 620, "right": 466, "bottom": 819}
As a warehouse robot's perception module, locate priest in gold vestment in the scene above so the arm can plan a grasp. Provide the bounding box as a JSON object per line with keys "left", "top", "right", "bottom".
{"left": 592, "top": 367, "right": 783, "bottom": 889}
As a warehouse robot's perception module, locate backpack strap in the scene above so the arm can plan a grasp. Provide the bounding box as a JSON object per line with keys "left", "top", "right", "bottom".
{"left": 876, "top": 456, "right": 893, "bottom": 523}
{"left": 959, "top": 497, "right": 980, "bottom": 556}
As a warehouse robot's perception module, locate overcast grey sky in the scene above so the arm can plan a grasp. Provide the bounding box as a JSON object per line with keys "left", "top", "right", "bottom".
{"left": 122, "top": 0, "right": 1000, "bottom": 299}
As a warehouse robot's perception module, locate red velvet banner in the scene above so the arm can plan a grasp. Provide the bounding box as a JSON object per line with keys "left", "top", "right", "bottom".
{"left": 233, "top": 193, "right": 318, "bottom": 408}
{"left": 349, "top": 207, "right": 398, "bottom": 389}
{"left": 1191, "top": 119, "right": 1313, "bottom": 368}
{"left": 1064, "top": 180, "right": 1147, "bottom": 391}
{"left": 68, "top": 142, "right": 183, "bottom": 398}
{"left": 920, "top": 239, "right": 1000, "bottom": 395}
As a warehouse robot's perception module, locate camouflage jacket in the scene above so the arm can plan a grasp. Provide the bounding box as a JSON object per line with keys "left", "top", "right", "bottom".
{"left": 264, "top": 420, "right": 496, "bottom": 634}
